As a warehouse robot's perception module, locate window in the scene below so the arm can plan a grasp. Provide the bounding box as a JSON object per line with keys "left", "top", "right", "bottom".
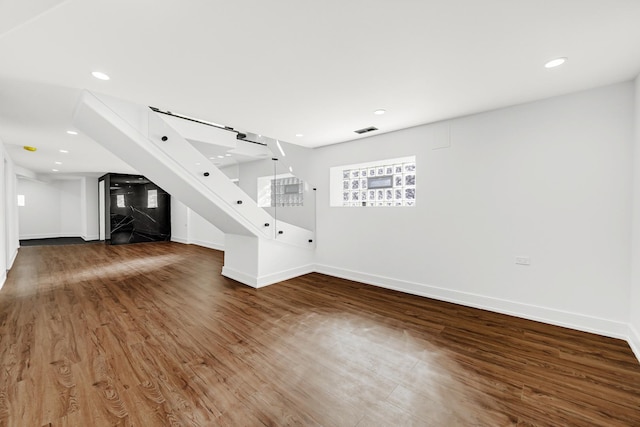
{"left": 271, "top": 177, "right": 303, "bottom": 207}
{"left": 148, "top": 189, "right": 158, "bottom": 208}
{"left": 330, "top": 156, "right": 416, "bottom": 207}
{"left": 17, "top": 194, "right": 25, "bottom": 206}
{"left": 116, "top": 194, "right": 125, "bottom": 208}
{"left": 257, "top": 174, "right": 304, "bottom": 207}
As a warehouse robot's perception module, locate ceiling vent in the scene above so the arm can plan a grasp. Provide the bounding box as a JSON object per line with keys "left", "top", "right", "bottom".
{"left": 354, "top": 126, "right": 378, "bottom": 135}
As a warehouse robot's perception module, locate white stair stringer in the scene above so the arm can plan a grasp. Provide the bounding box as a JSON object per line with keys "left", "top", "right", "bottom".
{"left": 73, "top": 90, "right": 315, "bottom": 287}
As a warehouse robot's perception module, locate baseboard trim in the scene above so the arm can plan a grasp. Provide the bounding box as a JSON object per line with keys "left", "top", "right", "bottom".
{"left": 170, "top": 237, "right": 224, "bottom": 252}
{"left": 256, "top": 264, "right": 316, "bottom": 288}
{"left": 222, "top": 264, "right": 316, "bottom": 289}
{"left": 7, "top": 248, "right": 18, "bottom": 270}
{"left": 629, "top": 324, "right": 640, "bottom": 364}
{"left": 314, "top": 264, "right": 629, "bottom": 340}
{"left": 221, "top": 266, "right": 258, "bottom": 288}
{"left": 190, "top": 239, "right": 224, "bottom": 252}
{"left": 19, "top": 232, "right": 73, "bottom": 240}
{"left": 20, "top": 234, "right": 98, "bottom": 243}
{"left": 0, "top": 270, "right": 6, "bottom": 291}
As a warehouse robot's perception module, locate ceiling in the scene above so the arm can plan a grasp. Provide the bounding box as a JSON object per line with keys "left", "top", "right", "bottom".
{"left": 1, "top": 0, "right": 640, "bottom": 178}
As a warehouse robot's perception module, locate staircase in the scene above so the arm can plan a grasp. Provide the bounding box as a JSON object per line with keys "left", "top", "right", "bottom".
{"left": 73, "top": 91, "right": 315, "bottom": 287}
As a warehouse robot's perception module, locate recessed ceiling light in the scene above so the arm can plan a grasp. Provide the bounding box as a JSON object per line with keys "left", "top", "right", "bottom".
{"left": 289, "top": 166, "right": 294, "bottom": 173}
{"left": 52, "top": 169, "right": 59, "bottom": 172}
{"left": 374, "top": 109, "right": 386, "bottom": 115}
{"left": 225, "top": 154, "right": 232, "bottom": 157}
{"left": 544, "top": 57, "right": 567, "bottom": 68}
{"left": 209, "top": 157, "right": 215, "bottom": 160}
{"left": 217, "top": 155, "right": 224, "bottom": 159}
{"left": 195, "top": 162, "right": 201, "bottom": 165}
{"left": 295, "top": 134, "right": 303, "bottom": 137}
{"left": 59, "top": 149, "right": 69, "bottom": 153}
{"left": 54, "top": 161, "right": 62, "bottom": 165}
{"left": 66, "top": 130, "right": 78, "bottom": 135}
{"left": 91, "top": 71, "right": 110, "bottom": 80}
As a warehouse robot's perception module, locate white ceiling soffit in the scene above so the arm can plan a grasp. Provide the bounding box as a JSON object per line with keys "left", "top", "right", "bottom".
{"left": 0, "top": 79, "right": 136, "bottom": 175}
{"left": 0, "top": 0, "right": 69, "bottom": 38}
{"left": 0, "top": 0, "right": 639, "bottom": 178}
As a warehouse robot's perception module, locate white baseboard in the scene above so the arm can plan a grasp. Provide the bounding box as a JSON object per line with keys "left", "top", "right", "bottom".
{"left": 629, "top": 324, "right": 640, "bottom": 364}
{"left": 221, "top": 264, "right": 315, "bottom": 289}
{"left": 190, "top": 239, "right": 224, "bottom": 252}
{"left": 19, "top": 233, "right": 89, "bottom": 241}
{"left": 19, "top": 232, "right": 66, "bottom": 240}
{"left": 0, "top": 270, "right": 6, "bottom": 291}
{"left": 82, "top": 234, "right": 100, "bottom": 241}
{"left": 7, "top": 248, "right": 18, "bottom": 270}
{"left": 221, "top": 266, "right": 259, "bottom": 288}
{"left": 257, "top": 264, "right": 315, "bottom": 288}
{"left": 314, "top": 264, "right": 629, "bottom": 340}
{"left": 171, "top": 237, "right": 224, "bottom": 252}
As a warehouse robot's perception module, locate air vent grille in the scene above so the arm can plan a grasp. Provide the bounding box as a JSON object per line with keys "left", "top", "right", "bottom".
{"left": 354, "top": 126, "right": 378, "bottom": 135}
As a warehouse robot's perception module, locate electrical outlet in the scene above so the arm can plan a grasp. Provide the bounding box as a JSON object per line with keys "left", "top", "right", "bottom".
{"left": 515, "top": 256, "right": 531, "bottom": 266}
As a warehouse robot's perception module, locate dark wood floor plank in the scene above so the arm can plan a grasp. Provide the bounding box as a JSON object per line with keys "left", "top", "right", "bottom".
{"left": 0, "top": 241, "right": 639, "bottom": 426}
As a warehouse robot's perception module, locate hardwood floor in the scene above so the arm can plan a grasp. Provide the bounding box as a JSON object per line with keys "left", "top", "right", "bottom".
{"left": 1, "top": 242, "right": 639, "bottom": 426}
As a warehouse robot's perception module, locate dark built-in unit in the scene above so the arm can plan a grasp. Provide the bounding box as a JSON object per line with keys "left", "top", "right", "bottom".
{"left": 98, "top": 173, "right": 171, "bottom": 244}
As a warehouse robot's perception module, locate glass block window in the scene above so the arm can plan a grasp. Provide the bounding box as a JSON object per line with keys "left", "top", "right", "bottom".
{"left": 271, "top": 176, "right": 303, "bottom": 207}
{"left": 330, "top": 156, "right": 416, "bottom": 207}
{"left": 257, "top": 174, "right": 304, "bottom": 207}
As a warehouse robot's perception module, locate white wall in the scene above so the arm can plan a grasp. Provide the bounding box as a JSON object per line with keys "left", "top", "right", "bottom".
{"left": 17, "top": 178, "right": 88, "bottom": 240}
{"left": 4, "top": 155, "right": 19, "bottom": 269}
{"left": 630, "top": 74, "right": 640, "bottom": 359}
{"left": 1, "top": 143, "right": 20, "bottom": 289}
{"left": 18, "top": 178, "right": 63, "bottom": 239}
{"left": 313, "top": 82, "right": 634, "bottom": 339}
{"left": 188, "top": 209, "right": 225, "bottom": 250}
{"left": 171, "top": 197, "right": 225, "bottom": 250}
{"left": 59, "top": 180, "right": 82, "bottom": 237}
{"left": 80, "top": 177, "right": 100, "bottom": 240}
{"left": 0, "top": 153, "right": 7, "bottom": 287}
{"left": 171, "top": 196, "right": 189, "bottom": 243}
